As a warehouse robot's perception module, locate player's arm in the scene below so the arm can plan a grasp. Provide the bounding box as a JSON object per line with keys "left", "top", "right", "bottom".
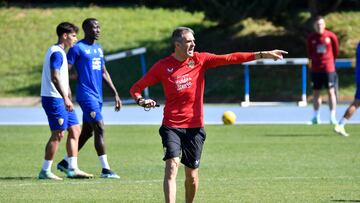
{"left": 129, "top": 65, "right": 160, "bottom": 108}
{"left": 203, "top": 50, "right": 287, "bottom": 68}
{"left": 102, "top": 65, "right": 122, "bottom": 111}
{"left": 50, "top": 52, "right": 73, "bottom": 111}
{"left": 306, "top": 36, "right": 313, "bottom": 68}
{"left": 331, "top": 33, "right": 340, "bottom": 59}
{"left": 68, "top": 64, "right": 78, "bottom": 80}
{"left": 67, "top": 46, "right": 78, "bottom": 80}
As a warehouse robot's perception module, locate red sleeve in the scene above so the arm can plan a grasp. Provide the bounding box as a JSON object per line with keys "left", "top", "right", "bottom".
{"left": 129, "top": 63, "right": 160, "bottom": 99}
{"left": 330, "top": 32, "right": 339, "bottom": 59}
{"left": 201, "top": 52, "right": 256, "bottom": 69}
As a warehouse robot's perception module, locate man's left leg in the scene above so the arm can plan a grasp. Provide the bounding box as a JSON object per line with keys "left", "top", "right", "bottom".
{"left": 184, "top": 167, "right": 199, "bottom": 203}
{"left": 93, "top": 120, "right": 120, "bottom": 179}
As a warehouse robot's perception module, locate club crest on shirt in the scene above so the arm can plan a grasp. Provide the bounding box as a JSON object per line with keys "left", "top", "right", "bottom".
{"left": 325, "top": 37, "right": 331, "bottom": 44}
{"left": 167, "top": 67, "right": 174, "bottom": 73}
{"left": 188, "top": 60, "right": 195, "bottom": 68}
{"left": 58, "top": 118, "right": 64, "bottom": 126}
{"left": 85, "top": 49, "right": 91, "bottom": 54}
{"left": 90, "top": 111, "right": 96, "bottom": 119}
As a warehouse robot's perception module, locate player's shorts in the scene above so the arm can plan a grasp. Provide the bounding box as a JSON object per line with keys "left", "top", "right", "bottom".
{"left": 159, "top": 125, "right": 206, "bottom": 169}
{"left": 311, "top": 72, "right": 337, "bottom": 90}
{"left": 41, "top": 96, "right": 79, "bottom": 131}
{"left": 78, "top": 100, "right": 103, "bottom": 122}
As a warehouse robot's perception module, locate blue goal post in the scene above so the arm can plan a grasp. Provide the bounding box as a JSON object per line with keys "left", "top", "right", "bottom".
{"left": 104, "top": 47, "right": 149, "bottom": 99}
{"left": 241, "top": 58, "right": 354, "bottom": 107}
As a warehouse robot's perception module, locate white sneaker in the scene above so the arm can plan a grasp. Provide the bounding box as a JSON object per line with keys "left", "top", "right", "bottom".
{"left": 38, "top": 170, "right": 63, "bottom": 180}
{"left": 334, "top": 125, "right": 349, "bottom": 137}
{"left": 67, "top": 168, "right": 94, "bottom": 179}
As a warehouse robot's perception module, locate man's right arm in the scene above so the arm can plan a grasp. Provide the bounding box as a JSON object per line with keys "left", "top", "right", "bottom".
{"left": 129, "top": 64, "right": 160, "bottom": 107}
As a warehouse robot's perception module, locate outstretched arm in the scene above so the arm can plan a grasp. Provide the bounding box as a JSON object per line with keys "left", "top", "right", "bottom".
{"left": 102, "top": 65, "right": 122, "bottom": 111}
{"left": 203, "top": 50, "right": 288, "bottom": 69}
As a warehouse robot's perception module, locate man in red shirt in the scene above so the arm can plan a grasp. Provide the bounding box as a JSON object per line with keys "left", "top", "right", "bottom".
{"left": 130, "top": 27, "right": 287, "bottom": 203}
{"left": 307, "top": 16, "right": 339, "bottom": 124}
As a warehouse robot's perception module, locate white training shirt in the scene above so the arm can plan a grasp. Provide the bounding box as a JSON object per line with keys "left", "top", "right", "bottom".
{"left": 40, "top": 45, "right": 69, "bottom": 98}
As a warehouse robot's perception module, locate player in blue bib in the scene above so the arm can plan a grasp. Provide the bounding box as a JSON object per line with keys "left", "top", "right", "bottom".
{"left": 39, "top": 22, "right": 93, "bottom": 180}
{"left": 57, "top": 18, "right": 122, "bottom": 179}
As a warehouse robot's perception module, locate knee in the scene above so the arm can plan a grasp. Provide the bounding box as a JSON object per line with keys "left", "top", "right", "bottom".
{"left": 94, "top": 122, "right": 105, "bottom": 136}
{"left": 68, "top": 126, "right": 81, "bottom": 139}
{"left": 52, "top": 131, "right": 65, "bottom": 141}
{"left": 165, "top": 159, "right": 180, "bottom": 179}
{"left": 185, "top": 170, "right": 198, "bottom": 184}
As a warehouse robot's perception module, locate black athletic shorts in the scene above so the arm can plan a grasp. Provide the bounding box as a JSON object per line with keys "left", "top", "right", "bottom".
{"left": 159, "top": 125, "right": 206, "bottom": 169}
{"left": 311, "top": 72, "right": 337, "bottom": 90}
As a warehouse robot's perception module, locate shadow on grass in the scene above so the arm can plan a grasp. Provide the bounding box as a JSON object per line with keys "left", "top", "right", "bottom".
{"left": 331, "top": 200, "right": 360, "bottom": 202}
{"left": 0, "top": 177, "right": 35, "bottom": 180}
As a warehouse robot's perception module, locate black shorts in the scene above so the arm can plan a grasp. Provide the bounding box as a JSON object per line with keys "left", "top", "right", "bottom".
{"left": 311, "top": 72, "right": 337, "bottom": 90}
{"left": 159, "top": 125, "right": 206, "bottom": 169}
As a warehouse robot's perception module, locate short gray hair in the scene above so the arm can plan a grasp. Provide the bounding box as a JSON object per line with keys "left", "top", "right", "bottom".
{"left": 171, "top": 27, "right": 194, "bottom": 44}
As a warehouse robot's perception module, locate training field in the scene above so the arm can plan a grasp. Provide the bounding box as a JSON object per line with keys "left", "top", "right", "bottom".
{"left": 0, "top": 124, "right": 359, "bottom": 202}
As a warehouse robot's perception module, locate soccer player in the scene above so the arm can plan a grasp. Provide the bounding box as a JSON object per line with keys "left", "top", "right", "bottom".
{"left": 307, "top": 16, "right": 339, "bottom": 124}
{"left": 130, "top": 27, "right": 287, "bottom": 203}
{"left": 39, "top": 22, "right": 93, "bottom": 180}
{"left": 334, "top": 41, "right": 360, "bottom": 136}
{"left": 56, "top": 18, "right": 122, "bottom": 179}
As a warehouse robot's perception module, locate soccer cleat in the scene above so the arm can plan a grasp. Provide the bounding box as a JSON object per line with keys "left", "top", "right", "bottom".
{"left": 334, "top": 124, "right": 349, "bottom": 137}
{"left": 66, "top": 168, "right": 94, "bottom": 179}
{"left": 57, "top": 159, "right": 69, "bottom": 174}
{"left": 38, "top": 170, "right": 63, "bottom": 180}
{"left": 100, "top": 168, "right": 120, "bottom": 179}
{"left": 309, "top": 117, "right": 320, "bottom": 125}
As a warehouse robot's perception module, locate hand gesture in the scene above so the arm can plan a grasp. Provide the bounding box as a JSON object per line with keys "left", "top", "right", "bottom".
{"left": 262, "top": 50, "right": 288, "bottom": 60}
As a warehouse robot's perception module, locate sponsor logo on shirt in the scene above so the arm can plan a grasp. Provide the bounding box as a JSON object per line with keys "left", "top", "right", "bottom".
{"left": 175, "top": 74, "right": 192, "bottom": 91}
{"left": 92, "top": 58, "right": 102, "bottom": 70}
{"left": 316, "top": 44, "right": 326, "bottom": 54}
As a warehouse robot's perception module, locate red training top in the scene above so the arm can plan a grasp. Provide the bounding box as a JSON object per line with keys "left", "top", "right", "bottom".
{"left": 130, "top": 51, "right": 256, "bottom": 128}
{"left": 307, "top": 29, "right": 339, "bottom": 73}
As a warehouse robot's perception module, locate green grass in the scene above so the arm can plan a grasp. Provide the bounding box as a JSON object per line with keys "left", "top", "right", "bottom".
{"left": 0, "top": 124, "right": 359, "bottom": 202}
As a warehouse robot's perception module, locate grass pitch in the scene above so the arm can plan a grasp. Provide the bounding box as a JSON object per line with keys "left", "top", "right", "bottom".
{"left": 0, "top": 124, "right": 359, "bottom": 202}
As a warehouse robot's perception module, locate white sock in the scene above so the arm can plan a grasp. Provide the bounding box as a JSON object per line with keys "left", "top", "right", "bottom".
{"left": 99, "top": 154, "right": 110, "bottom": 169}
{"left": 339, "top": 117, "right": 348, "bottom": 126}
{"left": 330, "top": 110, "right": 336, "bottom": 120}
{"left": 64, "top": 155, "right": 69, "bottom": 163}
{"left": 42, "top": 160, "right": 53, "bottom": 171}
{"left": 68, "top": 157, "right": 78, "bottom": 170}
